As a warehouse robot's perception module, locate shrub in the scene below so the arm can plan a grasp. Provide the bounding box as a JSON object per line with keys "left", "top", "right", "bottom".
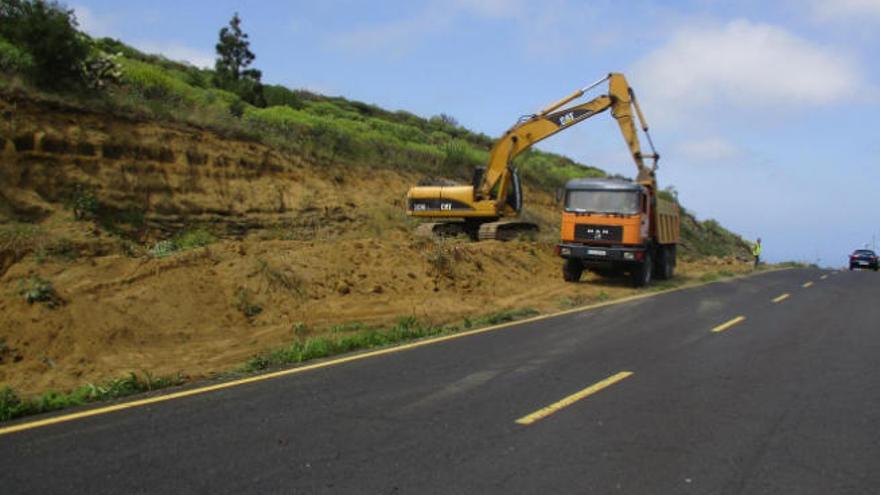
{"left": 19, "top": 275, "right": 62, "bottom": 307}
{"left": 0, "top": 36, "right": 33, "bottom": 72}
{"left": 119, "top": 57, "right": 200, "bottom": 103}
{"left": 81, "top": 49, "right": 122, "bottom": 90}
{"left": 0, "top": 386, "right": 26, "bottom": 421}
{"left": 69, "top": 184, "right": 98, "bottom": 220}
{"left": 264, "top": 85, "right": 303, "bottom": 109}
{"left": 148, "top": 240, "right": 176, "bottom": 258}
{"left": 0, "top": 0, "right": 90, "bottom": 88}
{"left": 174, "top": 228, "right": 215, "bottom": 250}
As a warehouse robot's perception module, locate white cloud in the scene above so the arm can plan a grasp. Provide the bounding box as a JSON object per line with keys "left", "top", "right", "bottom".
{"left": 631, "top": 19, "right": 865, "bottom": 124}
{"left": 674, "top": 137, "right": 744, "bottom": 162}
{"left": 811, "top": 0, "right": 880, "bottom": 20}
{"left": 132, "top": 41, "right": 215, "bottom": 69}
{"left": 73, "top": 4, "right": 213, "bottom": 69}
{"left": 327, "top": 0, "right": 527, "bottom": 55}
{"left": 72, "top": 5, "right": 116, "bottom": 38}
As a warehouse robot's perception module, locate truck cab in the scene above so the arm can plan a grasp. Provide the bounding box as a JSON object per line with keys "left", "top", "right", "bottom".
{"left": 556, "top": 177, "right": 679, "bottom": 287}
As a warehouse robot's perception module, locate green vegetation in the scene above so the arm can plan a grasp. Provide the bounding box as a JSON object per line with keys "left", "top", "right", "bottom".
{"left": 148, "top": 228, "right": 216, "bottom": 258}
{"left": 0, "top": 0, "right": 89, "bottom": 88}
{"left": 244, "top": 309, "right": 540, "bottom": 373}
{"left": 0, "top": 372, "right": 183, "bottom": 422}
{"left": 462, "top": 308, "right": 539, "bottom": 328}
{"left": 69, "top": 184, "right": 98, "bottom": 220}
{"left": 0, "top": 222, "right": 45, "bottom": 256}
{"left": 698, "top": 269, "right": 739, "bottom": 284}
{"left": 19, "top": 275, "right": 62, "bottom": 307}
{"left": 242, "top": 316, "right": 442, "bottom": 372}
{"left": 681, "top": 215, "right": 751, "bottom": 259}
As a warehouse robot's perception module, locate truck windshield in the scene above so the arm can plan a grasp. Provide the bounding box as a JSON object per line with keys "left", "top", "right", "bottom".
{"left": 565, "top": 190, "right": 639, "bottom": 215}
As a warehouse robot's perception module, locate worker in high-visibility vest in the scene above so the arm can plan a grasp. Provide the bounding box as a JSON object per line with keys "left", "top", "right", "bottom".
{"left": 752, "top": 238, "right": 762, "bottom": 268}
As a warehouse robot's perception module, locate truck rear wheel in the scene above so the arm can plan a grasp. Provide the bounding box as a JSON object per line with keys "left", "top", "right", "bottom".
{"left": 631, "top": 251, "right": 653, "bottom": 287}
{"left": 563, "top": 259, "right": 583, "bottom": 282}
{"left": 654, "top": 245, "right": 676, "bottom": 280}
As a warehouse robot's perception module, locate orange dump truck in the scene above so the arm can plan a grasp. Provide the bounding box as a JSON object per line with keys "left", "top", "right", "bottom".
{"left": 556, "top": 178, "right": 680, "bottom": 287}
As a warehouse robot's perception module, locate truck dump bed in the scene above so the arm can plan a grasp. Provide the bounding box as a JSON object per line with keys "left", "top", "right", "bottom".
{"left": 655, "top": 197, "right": 680, "bottom": 245}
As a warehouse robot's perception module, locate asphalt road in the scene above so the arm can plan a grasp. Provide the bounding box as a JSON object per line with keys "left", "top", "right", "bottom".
{"left": 2, "top": 268, "right": 879, "bottom": 494}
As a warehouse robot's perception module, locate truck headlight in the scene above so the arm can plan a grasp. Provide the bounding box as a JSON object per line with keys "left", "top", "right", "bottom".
{"left": 561, "top": 247, "right": 571, "bottom": 256}
{"left": 624, "top": 252, "right": 634, "bottom": 260}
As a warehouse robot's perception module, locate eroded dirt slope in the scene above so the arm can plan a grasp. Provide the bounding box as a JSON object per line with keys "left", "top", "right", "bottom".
{"left": 0, "top": 94, "right": 753, "bottom": 396}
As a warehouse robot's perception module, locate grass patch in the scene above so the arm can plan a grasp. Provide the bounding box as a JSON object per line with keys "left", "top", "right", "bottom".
{"left": 0, "top": 372, "right": 183, "bottom": 422}
{"left": 0, "top": 223, "right": 46, "bottom": 256}
{"left": 699, "top": 272, "right": 720, "bottom": 283}
{"left": 148, "top": 228, "right": 216, "bottom": 258}
{"left": 241, "top": 316, "right": 440, "bottom": 372}
{"left": 698, "top": 270, "right": 738, "bottom": 284}
{"left": 559, "top": 294, "right": 589, "bottom": 309}
{"left": 243, "top": 309, "right": 541, "bottom": 373}
{"left": 463, "top": 308, "right": 539, "bottom": 329}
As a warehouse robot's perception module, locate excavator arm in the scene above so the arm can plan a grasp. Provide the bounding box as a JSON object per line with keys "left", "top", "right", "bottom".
{"left": 478, "top": 73, "right": 659, "bottom": 204}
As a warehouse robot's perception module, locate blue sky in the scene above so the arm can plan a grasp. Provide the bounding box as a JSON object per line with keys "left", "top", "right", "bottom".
{"left": 70, "top": 0, "right": 880, "bottom": 267}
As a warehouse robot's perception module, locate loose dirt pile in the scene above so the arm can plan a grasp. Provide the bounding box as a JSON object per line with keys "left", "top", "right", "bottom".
{"left": 0, "top": 233, "right": 754, "bottom": 396}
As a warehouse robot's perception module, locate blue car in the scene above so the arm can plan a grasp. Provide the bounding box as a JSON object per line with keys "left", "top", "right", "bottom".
{"left": 849, "top": 249, "right": 879, "bottom": 271}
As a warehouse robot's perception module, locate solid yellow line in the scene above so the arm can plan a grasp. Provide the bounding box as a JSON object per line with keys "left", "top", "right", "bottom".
{"left": 772, "top": 293, "right": 790, "bottom": 303}
{"left": 711, "top": 316, "right": 747, "bottom": 333}
{"left": 515, "top": 371, "right": 634, "bottom": 426}
{"left": 802, "top": 281, "right": 814, "bottom": 288}
{"left": 0, "top": 268, "right": 790, "bottom": 437}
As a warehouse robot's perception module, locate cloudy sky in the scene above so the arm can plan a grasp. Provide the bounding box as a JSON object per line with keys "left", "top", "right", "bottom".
{"left": 71, "top": 0, "right": 880, "bottom": 267}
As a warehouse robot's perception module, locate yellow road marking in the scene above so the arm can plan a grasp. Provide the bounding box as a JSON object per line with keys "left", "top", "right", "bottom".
{"left": 711, "top": 316, "right": 747, "bottom": 333}
{"left": 821, "top": 275, "right": 828, "bottom": 280}
{"left": 802, "top": 281, "right": 814, "bottom": 288}
{"left": 515, "top": 371, "right": 634, "bottom": 426}
{"left": 772, "top": 293, "right": 790, "bottom": 303}
{"left": 0, "top": 268, "right": 792, "bottom": 437}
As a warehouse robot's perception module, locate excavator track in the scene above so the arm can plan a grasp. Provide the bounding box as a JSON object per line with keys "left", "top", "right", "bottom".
{"left": 477, "top": 221, "right": 539, "bottom": 241}
{"left": 415, "top": 222, "right": 472, "bottom": 238}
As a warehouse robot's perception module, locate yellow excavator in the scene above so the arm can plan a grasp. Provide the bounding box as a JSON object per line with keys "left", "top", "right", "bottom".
{"left": 406, "top": 72, "right": 658, "bottom": 240}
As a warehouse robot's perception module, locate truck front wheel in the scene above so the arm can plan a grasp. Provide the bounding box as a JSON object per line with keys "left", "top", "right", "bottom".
{"left": 631, "top": 251, "right": 653, "bottom": 287}
{"left": 563, "top": 259, "right": 583, "bottom": 282}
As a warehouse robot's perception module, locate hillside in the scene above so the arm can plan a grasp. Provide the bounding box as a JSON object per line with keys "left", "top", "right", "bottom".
{"left": 0, "top": 22, "right": 752, "bottom": 411}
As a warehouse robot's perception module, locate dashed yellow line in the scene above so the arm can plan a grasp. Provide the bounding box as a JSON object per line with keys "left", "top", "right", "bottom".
{"left": 802, "top": 281, "right": 814, "bottom": 288}
{"left": 821, "top": 275, "right": 829, "bottom": 280}
{"left": 711, "top": 316, "right": 747, "bottom": 333}
{"left": 515, "top": 371, "right": 634, "bottom": 426}
{"left": 772, "top": 293, "right": 791, "bottom": 303}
